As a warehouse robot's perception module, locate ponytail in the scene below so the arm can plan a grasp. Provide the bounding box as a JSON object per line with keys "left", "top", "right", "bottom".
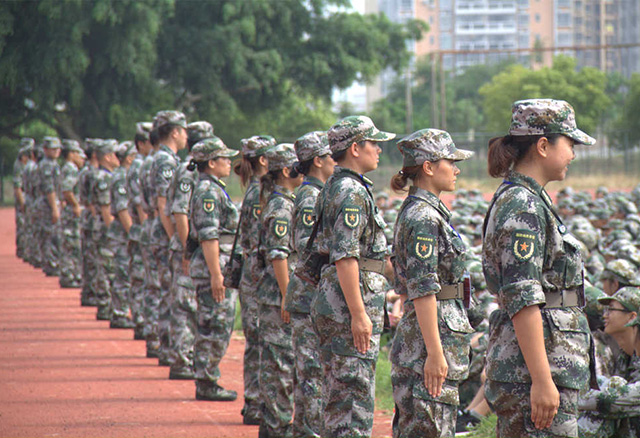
{"left": 187, "top": 159, "right": 197, "bottom": 172}
{"left": 259, "top": 170, "right": 280, "bottom": 207}
{"left": 234, "top": 156, "right": 260, "bottom": 188}
{"left": 390, "top": 165, "right": 421, "bottom": 193}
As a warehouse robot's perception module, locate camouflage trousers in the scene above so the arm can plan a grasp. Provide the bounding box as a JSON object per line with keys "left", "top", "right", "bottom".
{"left": 40, "top": 208, "right": 60, "bottom": 276}
{"left": 192, "top": 278, "right": 237, "bottom": 383}
{"left": 150, "top": 231, "right": 172, "bottom": 362}
{"left": 141, "top": 218, "right": 161, "bottom": 349}
{"left": 94, "top": 228, "right": 113, "bottom": 311}
{"left": 127, "top": 235, "right": 146, "bottom": 330}
{"left": 485, "top": 380, "right": 579, "bottom": 438}
{"left": 291, "top": 312, "right": 323, "bottom": 438}
{"left": 169, "top": 245, "right": 196, "bottom": 371}
{"left": 314, "top": 315, "right": 379, "bottom": 438}
{"left": 59, "top": 209, "right": 82, "bottom": 286}
{"left": 81, "top": 226, "right": 97, "bottom": 302}
{"left": 15, "top": 206, "right": 25, "bottom": 258}
{"left": 239, "top": 263, "right": 261, "bottom": 418}
{"left": 578, "top": 411, "right": 617, "bottom": 438}
{"left": 391, "top": 365, "right": 458, "bottom": 438}
{"left": 26, "top": 204, "right": 42, "bottom": 267}
{"left": 108, "top": 233, "right": 131, "bottom": 320}
{"left": 258, "top": 303, "right": 294, "bottom": 438}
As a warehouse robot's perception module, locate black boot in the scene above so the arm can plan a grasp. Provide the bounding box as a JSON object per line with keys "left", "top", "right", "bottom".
{"left": 195, "top": 380, "right": 237, "bottom": 401}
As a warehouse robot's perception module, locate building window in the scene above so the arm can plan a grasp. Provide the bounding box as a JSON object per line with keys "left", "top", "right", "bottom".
{"left": 440, "top": 13, "right": 452, "bottom": 31}
{"left": 557, "top": 13, "right": 571, "bottom": 27}
{"left": 517, "top": 0, "right": 529, "bottom": 6}
{"left": 535, "top": 13, "right": 540, "bottom": 22}
{"left": 557, "top": 0, "right": 570, "bottom": 7}
{"left": 557, "top": 32, "right": 572, "bottom": 46}
{"left": 441, "top": 34, "right": 453, "bottom": 50}
{"left": 519, "top": 34, "right": 530, "bottom": 47}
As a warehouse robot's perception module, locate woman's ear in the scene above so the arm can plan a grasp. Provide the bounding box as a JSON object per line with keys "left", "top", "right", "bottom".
{"left": 258, "top": 155, "right": 268, "bottom": 167}
{"left": 536, "top": 136, "right": 550, "bottom": 158}
{"left": 349, "top": 142, "right": 360, "bottom": 158}
{"left": 422, "top": 160, "right": 434, "bottom": 176}
{"left": 282, "top": 167, "right": 291, "bottom": 178}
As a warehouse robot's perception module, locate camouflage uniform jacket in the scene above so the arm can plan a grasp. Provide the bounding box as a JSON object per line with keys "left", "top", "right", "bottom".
{"left": 126, "top": 155, "right": 144, "bottom": 224}
{"left": 139, "top": 151, "right": 156, "bottom": 217}
{"left": 150, "top": 145, "right": 180, "bottom": 243}
{"left": 311, "top": 166, "right": 387, "bottom": 358}
{"left": 108, "top": 166, "right": 129, "bottom": 242}
{"left": 258, "top": 185, "right": 296, "bottom": 307}
{"left": 167, "top": 156, "right": 198, "bottom": 252}
{"left": 22, "top": 160, "right": 37, "bottom": 202}
{"left": 94, "top": 167, "right": 113, "bottom": 233}
{"left": 77, "top": 163, "right": 96, "bottom": 231}
{"left": 238, "top": 177, "right": 262, "bottom": 282}
{"left": 13, "top": 159, "right": 25, "bottom": 190}
{"left": 188, "top": 173, "right": 239, "bottom": 279}
{"left": 285, "top": 175, "right": 323, "bottom": 314}
{"left": 37, "top": 156, "right": 61, "bottom": 206}
{"left": 390, "top": 186, "right": 474, "bottom": 388}
{"left": 482, "top": 170, "right": 592, "bottom": 391}
{"left": 60, "top": 161, "right": 79, "bottom": 215}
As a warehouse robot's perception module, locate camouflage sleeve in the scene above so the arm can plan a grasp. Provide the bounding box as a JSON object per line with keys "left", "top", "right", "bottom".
{"left": 171, "top": 177, "right": 194, "bottom": 215}
{"left": 239, "top": 184, "right": 260, "bottom": 252}
{"left": 95, "top": 176, "right": 111, "bottom": 206}
{"left": 41, "top": 163, "right": 56, "bottom": 195}
{"left": 154, "top": 160, "right": 176, "bottom": 198}
{"left": 193, "top": 189, "right": 220, "bottom": 242}
{"left": 264, "top": 209, "right": 293, "bottom": 262}
{"left": 127, "top": 168, "right": 142, "bottom": 207}
{"left": 329, "top": 184, "right": 369, "bottom": 263}
{"left": 292, "top": 192, "right": 316, "bottom": 253}
{"left": 405, "top": 219, "right": 441, "bottom": 301}
{"left": 13, "top": 162, "right": 23, "bottom": 189}
{"left": 60, "top": 165, "right": 78, "bottom": 193}
{"left": 111, "top": 179, "right": 129, "bottom": 213}
{"left": 496, "top": 210, "right": 547, "bottom": 318}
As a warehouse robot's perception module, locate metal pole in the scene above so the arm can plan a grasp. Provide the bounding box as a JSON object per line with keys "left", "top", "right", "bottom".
{"left": 431, "top": 53, "right": 438, "bottom": 128}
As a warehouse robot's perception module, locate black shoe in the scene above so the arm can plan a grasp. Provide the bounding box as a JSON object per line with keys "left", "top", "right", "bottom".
{"left": 196, "top": 381, "right": 237, "bottom": 401}
{"left": 456, "top": 410, "right": 482, "bottom": 433}
{"left": 110, "top": 317, "right": 136, "bottom": 329}
{"left": 158, "top": 357, "right": 172, "bottom": 367}
{"left": 96, "top": 307, "right": 111, "bottom": 320}
{"left": 169, "top": 366, "right": 195, "bottom": 380}
{"left": 243, "top": 415, "right": 261, "bottom": 425}
{"left": 81, "top": 295, "right": 98, "bottom": 307}
{"left": 60, "top": 280, "right": 80, "bottom": 288}
{"left": 146, "top": 348, "right": 160, "bottom": 358}
{"left": 133, "top": 327, "right": 146, "bottom": 340}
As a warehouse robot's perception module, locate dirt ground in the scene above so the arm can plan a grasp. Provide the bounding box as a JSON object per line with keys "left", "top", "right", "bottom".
{"left": 0, "top": 207, "right": 392, "bottom": 438}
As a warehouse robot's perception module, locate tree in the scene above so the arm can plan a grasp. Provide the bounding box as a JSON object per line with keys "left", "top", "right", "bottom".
{"left": 611, "top": 73, "right": 640, "bottom": 147}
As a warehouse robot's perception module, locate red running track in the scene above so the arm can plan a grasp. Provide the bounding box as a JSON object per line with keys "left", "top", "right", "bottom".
{"left": 0, "top": 207, "right": 392, "bottom": 437}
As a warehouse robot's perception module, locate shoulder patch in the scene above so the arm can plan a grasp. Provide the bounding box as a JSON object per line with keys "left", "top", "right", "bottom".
{"left": 98, "top": 180, "right": 108, "bottom": 191}
{"left": 301, "top": 207, "right": 314, "bottom": 228}
{"left": 203, "top": 198, "right": 215, "bottom": 213}
{"left": 252, "top": 203, "right": 262, "bottom": 220}
{"left": 161, "top": 167, "right": 174, "bottom": 179}
{"left": 117, "top": 185, "right": 127, "bottom": 195}
{"left": 343, "top": 205, "right": 361, "bottom": 229}
{"left": 273, "top": 218, "right": 289, "bottom": 238}
{"left": 414, "top": 233, "right": 436, "bottom": 261}
{"left": 512, "top": 229, "right": 536, "bottom": 262}
{"left": 179, "top": 180, "right": 192, "bottom": 193}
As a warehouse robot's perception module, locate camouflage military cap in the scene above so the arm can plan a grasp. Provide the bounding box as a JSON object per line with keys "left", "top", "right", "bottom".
{"left": 583, "top": 284, "right": 607, "bottom": 319}
{"left": 596, "top": 186, "right": 609, "bottom": 196}
{"left": 135, "top": 122, "right": 153, "bottom": 140}
{"left": 191, "top": 136, "right": 238, "bottom": 162}
{"left": 616, "top": 242, "right": 640, "bottom": 267}
{"left": 589, "top": 207, "right": 612, "bottom": 221}
{"left": 242, "top": 135, "right": 277, "bottom": 158}
{"left": 376, "top": 191, "right": 389, "bottom": 200}
{"left": 294, "top": 131, "right": 330, "bottom": 162}
{"left": 153, "top": 110, "right": 187, "bottom": 129}
{"left": 267, "top": 143, "right": 297, "bottom": 171}
{"left": 42, "top": 136, "right": 62, "bottom": 149}
{"left": 20, "top": 138, "right": 35, "bottom": 149}
{"left": 466, "top": 259, "right": 487, "bottom": 291}
{"left": 187, "top": 121, "right": 214, "bottom": 144}
{"left": 328, "top": 115, "right": 395, "bottom": 153}
{"left": 616, "top": 197, "right": 638, "bottom": 215}
{"left": 509, "top": 99, "right": 596, "bottom": 146}
{"left": 97, "top": 139, "right": 119, "bottom": 155}
{"left": 599, "top": 286, "right": 640, "bottom": 314}
{"left": 600, "top": 259, "right": 640, "bottom": 286}
{"left": 62, "top": 139, "right": 82, "bottom": 153}
{"left": 397, "top": 128, "right": 473, "bottom": 167}
{"left": 116, "top": 141, "right": 136, "bottom": 160}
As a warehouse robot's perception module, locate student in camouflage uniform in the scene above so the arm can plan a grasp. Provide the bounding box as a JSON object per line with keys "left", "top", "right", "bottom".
{"left": 580, "top": 287, "right": 640, "bottom": 437}
{"left": 284, "top": 131, "right": 335, "bottom": 438}
{"left": 107, "top": 141, "right": 136, "bottom": 328}
{"left": 188, "top": 137, "right": 239, "bottom": 401}
{"left": 93, "top": 140, "right": 120, "bottom": 320}
{"left": 21, "top": 144, "right": 39, "bottom": 266}
{"left": 127, "top": 122, "right": 153, "bottom": 339}
{"left": 37, "top": 136, "right": 63, "bottom": 277}
{"left": 167, "top": 121, "right": 214, "bottom": 380}
{"left": 78, "top": 139, "right": 100, "bottom": 306}
{"left": 311, "top": 116, "right": 395, "bottom": 438}
{"left": 389, "top": 129, "right": 475, "bottom": 437}
{"left": 256, "top": 143, "right": 303, "bottom": 438}
{"left": 234, "top": 135, "right": 276, "bottom": 425}
{"left": 59, "top": 140, "right": 85, "bottom": 288}
{"left": 600, "top": 258, "right": 640, "bottom": 296}
{"left": 482, "top": 99, "right": 597, "bottom": 437}
{"left": 14, "top": 139, "right": 34, "bottom": 259}
{"left": 151, "top": 110, "right": 188, "bottom": 366}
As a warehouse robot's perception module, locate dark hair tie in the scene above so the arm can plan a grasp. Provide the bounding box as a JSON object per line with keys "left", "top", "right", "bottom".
{"left": 398, "top": 170, "right": 405, "bottom": 176}
{"left": 186, "top": 159, "right": 197, "bottom": 171}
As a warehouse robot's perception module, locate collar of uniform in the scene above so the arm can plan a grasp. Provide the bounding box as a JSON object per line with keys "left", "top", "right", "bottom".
{"left": 98, "top": 165, "right": 112, "bottom": 174}
{"left": 334, "top": 166, "right": 373, "bottom": 187}
{"left": 408, "top": 186, "right": 451, "bottom": 221}
{"left": 505, "top": 170, "right": 543, "bottom": 196}
{"left": 159, "top": 144, "right": 178, "bottom": 158}
{"left": 303, "top": 175, "right": 324, "bottom": 189}
{"left": 273, "top": 184, "right": 295, "bottom": 201}
{"left": 199, "top": 172, "right": 225, "bottom": 187}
